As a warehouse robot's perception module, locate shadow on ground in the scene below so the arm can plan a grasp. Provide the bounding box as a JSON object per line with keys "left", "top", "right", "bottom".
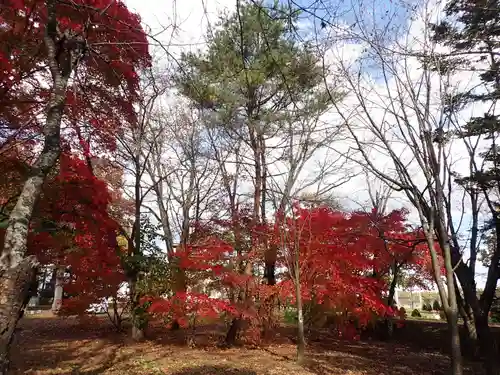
{"left": 10, "top": 317, "right": 129, "bottom": 374}
{"left": 169, "top": 366, "right": 256, "bottom": 375}
{"left": 10, "top": 316, "right": 485, "bottom": 375}
{"left": 303, "top": 341, "right": 451, "bottom": 375}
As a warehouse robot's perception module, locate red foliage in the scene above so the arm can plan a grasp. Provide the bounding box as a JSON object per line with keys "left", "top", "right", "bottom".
{"left": 149, "top": 204, "right": 435, "bottom": 340}
{"left": 273, "top": 204, "right": 437, "bottom": 334}
{"left": 0, "top": 0, "right": 148, "bottom": 312}
{"left": 342, "top": 208, "right": 435, "bottom": 288}
{"left": 275, "top": 205, "right": 390, "bottom": 327}
{"left": 0, "top": 0, "right": 150, "bottom": 153}
{"left": 28, "top": 153, "right": 125, "bottom": 314}
{"left": 148, "top": 292, "right": 237, "bottom": 328}
{"left": 148, "top": 208, "right": 263, "bottom": 328}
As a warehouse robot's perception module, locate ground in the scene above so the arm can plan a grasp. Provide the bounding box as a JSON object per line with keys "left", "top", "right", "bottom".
{"left": 10, "top": 314, "right": 483, "bottom": 375}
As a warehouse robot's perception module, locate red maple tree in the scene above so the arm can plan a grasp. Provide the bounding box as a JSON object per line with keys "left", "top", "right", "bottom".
{"left": 146, "top": 202, "right": 435, "bottom": 343}
{"left": 28, "top": 153, "right": 125, "bottom": 314}
{"left": 276, "top": 206, "right": 389, "bottom": 328}
{"left": 0, "top": 3, "right": 149, "bottom": 363}
{"left": 0, "top": 0, "right": 150, "bottom": 154}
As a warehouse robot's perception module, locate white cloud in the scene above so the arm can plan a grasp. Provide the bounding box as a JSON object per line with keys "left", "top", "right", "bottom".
{"left": 124, "top": 0, "right": 236, "bottom": 59}
{"left": 316, "top": 0, "right": 499, "bottom": 287}
{"left": 121, "top": 0, "right": 496, "bottom": 287}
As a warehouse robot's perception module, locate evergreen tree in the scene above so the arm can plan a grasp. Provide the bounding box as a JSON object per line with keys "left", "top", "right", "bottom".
{"left": 430, "top": 1, "right": 500, "bottom": 373}
{"left": 174, "top": 0, "right": 329, "bottom": 346}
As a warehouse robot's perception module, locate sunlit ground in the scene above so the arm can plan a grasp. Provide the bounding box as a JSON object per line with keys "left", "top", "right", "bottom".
{"left": 11, "top": 315, "right": 482, "bottom": 375}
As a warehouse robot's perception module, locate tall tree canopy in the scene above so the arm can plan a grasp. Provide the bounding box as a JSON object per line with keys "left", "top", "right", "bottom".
{"left": 430, "top": 1, "right": 500, "bottom": 373}
{"left": 0, "top": 1, "right": 150, "bottom": 371}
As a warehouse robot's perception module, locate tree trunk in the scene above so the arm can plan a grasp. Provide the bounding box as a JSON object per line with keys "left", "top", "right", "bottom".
{"left": 296, "top": 275, "right": 306, "bottom": 364}
{"left": 428, "top": 226, "right": 463, "bottom": 375}
{"left": 264, "top": 243, "right": 277, "bottom": 286}
{"left": 131, "top": 324, "right": 145, "bottom": 341}
{"left": 387, "top": 270, "right": 398, "bottom": 308}
{"left": 0, "top": 3, "right": 76, "bottom": 367}
{"left": 129, "top": 279, "right": 146, "bottom": 341}
{"left": 442, "top": 251, "right": 463, "bottom": 375}
{"left": 455, "top": 280, "right": 479, "bottom": 359}
{"left": 476, "top": 314, "right": 500, "bottom": 375}
{"left": 170, "top": 255, "right": 188, "bottom": 331}
{"left": 452, "top": 251, "right": 500, "bottom": 374}
{"left": 0, "top": 256, "right": 37, "bottom": 375}
{"left": 51, "top": 267, "right": 64, "bottom": 312}
{"left": 462, "top": 313, "right": 478, "bottom": 351}
{"left": 448, "top": 311, "right": 464, "bottom": 375}
{"left": 0, "top": 85, "right": 66, "bottom": 374}
{"left": 225, "top": 315, "right": 241, "bottom": 346}
{"left": 445, "top": 277, "right": 463, "bottom": 375}
{"left": 129, "top": 152, "right": 147, "bottom": 341}
{"left": 260, "top": 245, "right": 277, "bottom": 339}
{"left": 0, "top": 134, "right": 62, "bottom": 372}
{"left": 225, "top": 260, "right": 253, "bottom": 346}
{"left": 460, "top": 303, "right": 479, "bottom": 357}
{"left": 109, "top": 296, "right": 122, "bottom": 331}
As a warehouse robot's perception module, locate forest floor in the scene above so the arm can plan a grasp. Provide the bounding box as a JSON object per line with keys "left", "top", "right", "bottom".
{"left": 10, "top": 314, "right": 484, "bottom": 375}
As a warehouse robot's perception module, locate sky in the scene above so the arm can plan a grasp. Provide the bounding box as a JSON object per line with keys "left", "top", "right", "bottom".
{"left": 124, "top": 0, "right": 235, "bottom": 57}
{"left": 121, "top": 0, "right": 415, "bottom": 205}
{"left": 120, "top": 0, "right": 494, "bottom": 288}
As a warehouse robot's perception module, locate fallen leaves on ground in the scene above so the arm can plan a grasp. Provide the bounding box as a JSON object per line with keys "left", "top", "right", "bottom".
{"left": 10, "top": 316, "right": 481, "bottom": 375}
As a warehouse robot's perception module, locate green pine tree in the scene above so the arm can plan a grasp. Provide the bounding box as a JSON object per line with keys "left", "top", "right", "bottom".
{"left": 430, "top": 1, "right": 500, "bottom": 373}
{"left": 175, "top": 0, "right": 329, "bottom": 128}
{"left": 431, "top": 0, "right": 500, "bottom": 182}
{"left": 174, "top": 0, "right": 332, "bottom": 349}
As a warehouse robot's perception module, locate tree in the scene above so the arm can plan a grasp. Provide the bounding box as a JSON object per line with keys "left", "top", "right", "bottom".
{"left": 176, "top": 0, "right": 328, "bottom": 345}
{"left": 0, "top": 150, "right": 128, "bottom": 319}
{"left": 30, "top": 154, "right": 125, "bottom": 317}
{"left": 145, "top": 103, "right": 220, "bottom": 330}
{"left": 111, "top": 66, "right": 168, "bottom": 340}
{"left": 346, "top": 208, "right": 434, "bottom": 309}
{"left": 324, "top": 2, "right": 464, "bottom": 373}
{"left": 147, "top": 213, "right": 253, "bottom": 344}
{"left": 275, "top": 206, "right": 306, "bottom": 363}
{"left": 429, "top": 1, "right": 500, "bottom": 373}
{"left": 277, "top": 205, "right": 391, "bottom": 342}
{"left": 0, "top": 0, "right": 149, "bottom": 370}
{"left": 262, "top": 92, "right": 350, "bottom": 358}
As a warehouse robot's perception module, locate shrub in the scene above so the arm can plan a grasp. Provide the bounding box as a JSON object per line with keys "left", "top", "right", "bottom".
{"left": 432, "top": 300, "right": 442, "bottom": 311}
{"left": 491, "top": 313, "right": 500, "bottom": 324}
{"left": 411, "top": 309, "right": 421, "bottom": 318}
{"left": 284, "top": 307, "right": 298, "bottom": 324}
{"left": 422, "top": 302, "right": 432, "bottom": 311}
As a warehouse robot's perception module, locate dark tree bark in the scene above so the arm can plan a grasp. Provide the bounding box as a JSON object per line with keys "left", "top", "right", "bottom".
{"left": 225, "top": 315, "right": 241, "bottom": 346}
{"left": 452, "top": 248, "right": 500, "bottom": 375}
{"left": 455, "top": 280, "right": 479, "bottom": 359}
